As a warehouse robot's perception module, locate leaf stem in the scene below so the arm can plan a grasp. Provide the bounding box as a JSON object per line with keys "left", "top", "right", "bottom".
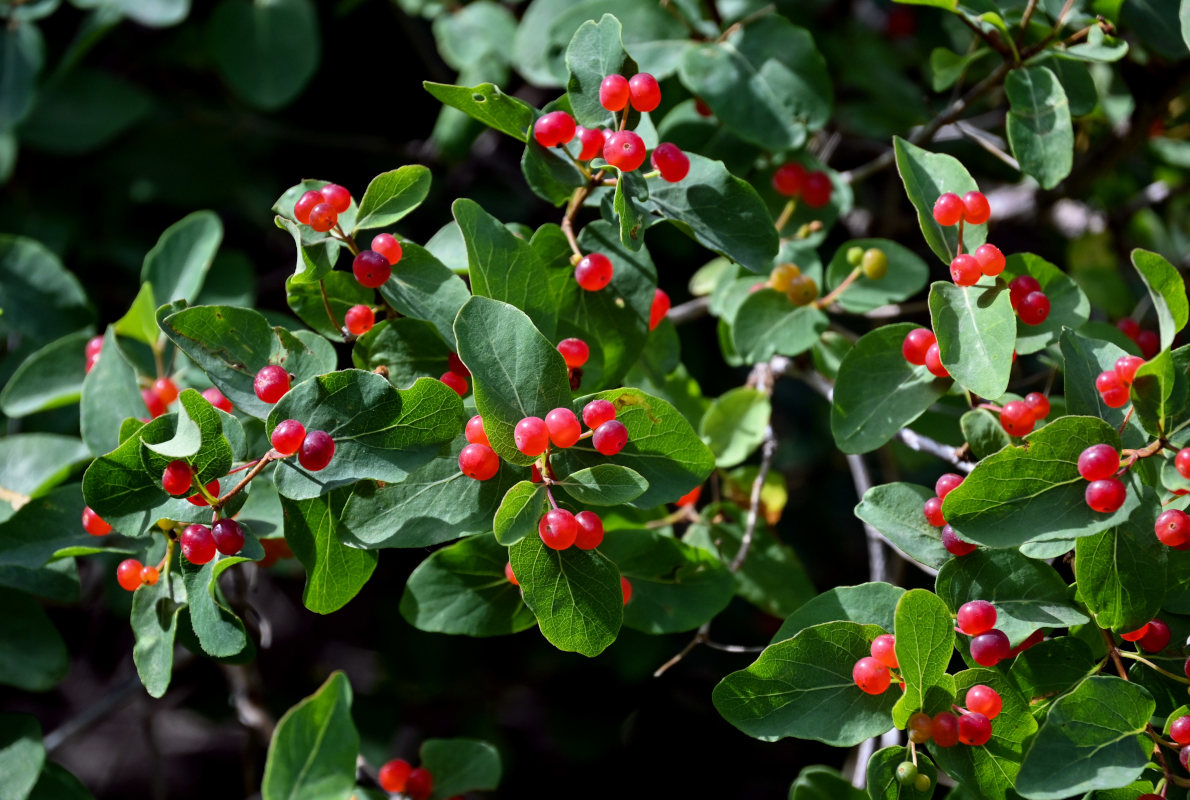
{"left": 1117, "top": 649, "right": 1190, "bottom": 684}
{"left": 215, "top": 453, "right": 276, "bottom": 509}
{"left": 773, "top": 198, "right": 796, "bottom": 232}
{"left": 319, "top": 279, "right": 342, "bottom": 335}
{"left": 331, "top": 223, "right": 360, "bottom": 256}
{"left": 815, "top": 267, "right": 860, "bottom": 310}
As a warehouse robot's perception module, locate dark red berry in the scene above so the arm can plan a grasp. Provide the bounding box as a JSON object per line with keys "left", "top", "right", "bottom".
{"left": 1139, "top": 618, "right": 1170, "bottom": 652}
{"left": 902, "top": 328, "right": 936, "bottom": 366}
{"left": 592, "top": 420, "right": 628, "bottom": 455}
{"left": 932, "top": 712, "right": 960, "bottom": 747}
{"left": 932, "top": 193, "right": 964, "bottom": 226}
{"left": 651, "top": 142, "right": 689, "bottom": 182}
{"left": 439, "top": 371, "right": 468, "bottom": 396}
{"left": 970, "top": 630, "right": 1011, "bottom": 666}
{"left": 1018, "top": 291, "right": 1050, "bottom": 325}
{"left": 458, "top": 443, "right": 499, "bottom": 481}
{"left": 1085, "top": 477, "right": 1126, "bottom": 512}
{"left": 352, "top": 250, "right": 391, "bottom": 289}
{"left": 1077, "top": 444, "right": 1119, "bottom": 481}
{"left": 574, "top": 510, "right": 604, "bottom": 550}
{"left": 627, "top": 73, "right": 661, "bottom": 112}
{"left": 772, "top": 163, "right": 807, "bottom": 197}
{"left": 802, "top": 171, "right": 832, "bottom": 207}
{"left": 319, "top": 184, "right": 351, "bottom": 214}
{"left": 1137, "top": 329, "right": 1160, "bottom": 358}
{"left": 962, "top": 191, "right": 990, "bottom": 224}
{"left": 211, "top": 518, "right": 245, "bottom": 556}
{"left": 958, "top": 711, "right": 992, "bottom": 746}
{"left": 533, "top": 111, "right": 577, "bottom": 148}
{"left": 405, "top": 767, "right": 433, "bottom": 800}
{"left": 181, "top": 523, "right": 217, "bottom": 565}
{"left": 539, "top": 508, "right": 578, "bottom": 550}
{"left": 271, "top": 419, "right": 306, "bottom": 455}
{"left": 1008, "top": 275, "right": 1041, "bottom": 310}
{"left": 599, "top": 74, "right": 630, "bottom": 111}
{"left": 957, "top": 600, "right": 997, "bottom": 636}
{"left": 162, "top": 460, "right": 193, "bottom": 496}
{"left": 344, "top": 305, "right": 374, "bottom": 336}
{"left": 254, "top": 365, "right": 291, "bottom": 404}
{"left": 603, "top": 131, "right": 647, "bottom": 172}
{"left": 575, "top": 253, "right": 614, "bottom": 291}
{"left": 299, "top": 430, "right": 335, "bottom": 471}
{"left": 1117, "top": 318, "right": 1140, "bottom": 339}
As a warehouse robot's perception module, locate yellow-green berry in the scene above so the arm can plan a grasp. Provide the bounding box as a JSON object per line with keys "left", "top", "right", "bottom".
{"left": 895, "top": 761, "right": 918, "bottom": 785}
{"left": 861, "top": 248, "right": 888, "bottom": 280}
{"left": 914, "top": 773, "right": 931, "bottom": 792}
{"left": 847, "top": 246, "right": 864, "bottom": 267}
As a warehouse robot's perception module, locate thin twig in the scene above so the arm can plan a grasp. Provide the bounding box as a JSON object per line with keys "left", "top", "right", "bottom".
{"left": 668, "top": 295, "right": 710, "bottom": 325}
{"left": 216, "top": 453, "right": 276, "bottom": 509}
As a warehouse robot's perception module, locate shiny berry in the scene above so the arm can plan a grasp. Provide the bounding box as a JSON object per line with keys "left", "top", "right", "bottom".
{"left": 440, "top": 371, "right": 468, "bottom": 396}
{"left": 557, "top": 338, "right": 589, "bottom": 368}
{"left": 649, "top": 289, "right": 670, "bottom": 331}
{"left": 202, "top": 387, "right": 233, "bottom": 413}
{"left": 82, "top": 506, "right": 112, "bottom": 536}
{"left": 117, "top": 559, "right": 143, "bottom": 591}
{"left": 932, "top": 712, "right": 960, "bottom": 747}
{"left": 1000, "top": 400, "right": 1035, "bottom": 437}
{"left": 627, "top": 73, "right": 661, "bottom": 111}
{"left": 514, "top": 417, "right": 549, "bottom": 456}
{"left": 181, "top": 524, "right": 217, "bottom": 565}
{"left": 1155, "top": 509, "right": 1190, "bottom": 547}
{"left": 575, "top": 253, "right": 614, "bottom": 291}
{"left": 1095, "top": 370, "right": 1129, "bottom": 408}
{"left": 861, "top": 248, "right": 888, "bottom": 280}
{"left": 504, "top": 562, "right": 518, "bottom": 586}
{"left": 465, "top": 415, "right": 489, "bottom": 446}
{"left": 974, "top": 243, "right": 1005, "bottom": 276}
{"left": 958, "top": 711, "right": 992, "bottom": 746}
{"left": 533, "top": 111, "right": 576, "bottom": 148}
{"left": 344, "top": 305, "right": 374, "bottom": 336}
{"left": 162, "top": 460, "right": 193, "bottom": 495}
{"left": 932, "top": 193, "right": 964, "bottom": 226}
{"left": 592, "top": 420, "right": 628, "bottom": 455}
{"left": 1023, "top": 392, "right": 1050, "bottom": 421}
{"left": 539, "top": 508, "right": 578, "bottom": 550}
{"left": 582, "top": 399, "right": 616, "bottom": 429}
{"left": 935, "top": 473, "right": 964, "bottom": 499}
{"left": 772, "top": 163, "right": 807, "bottom": 197}
{"left": 308, "top": 202, "right": 337, "bottom": 233}
{"left": 902, "top": 328, "right": 936, "bottom": 366}
{"left": 319, "top": 183, "right": 351, "bottom": 213}
{"left": 965, "top": 685, "right": 1002, "bottom": 719}
{"left": 575, "top": 126, "right": 603, "bottom": 161}
{"left": 293, "top": 190, "right": 322, "bottom": 225}
{"left": 787, "top": 275, "right": 818, "bottom": 305}
{"left": 1085, "top": 477, "right": 1126, "bottom": 512}
{"left": 299, "top": 430, "right": 335, "bottom": 471}
{"left": 1114, "top": 355, "right": 1145, "bottom": 385}
{"left": 895, "top": 762, "right": 917, "bottom": 786}
{"left": 1170, "top": 715, "right": 1190, "bottom": 744}
{"left": 140, "top": 566, "right": 159, "bottom": 586}
{"left": 1077, "top": 444, "right": 1119, "bottom": 481}
{"left": 950, "top": 254, "right": 981, "bottom": 286}
{"left": 942, "top": 525, "right": 977, "bottom": 556}
{"left": 1177, "top": 448, "right": 1190, "bottom": 479}
{"left": 1139, "top": 618, "right": 1170, "bottom": 652}
{"left": 574, "top": 510, "right": 604, "bottom": 550}
{"left": 152, "top": 377, "right": 179, "bottom": 406}
{"left": 852, "top": 656, "right": 891, "bottom": 694}
{"left": 923, "top": 497, "right": 946, "bottom": 527}
{"left": 1120, "top": 622, "right": 1150, "bottom": 642}
{"left": 458, "top": 443, "right": 499, "bottom": 481}
{"left": 970, "top": 630, "right": 1011, "bottom": 666}
{"left": 352, "top": 250, "right": 391, "bottom": 289}
{"left": 1008, "top": 275, "right": 1041, "bottom": 310}
{"left": 802, "top": 171, "right": 832, "bottom": 207}
{"left": 907, "top": 712, "right": 933, "bottom": 744}
{"left": 599, "top": 74, "right": 630, "bottom": 111}
{"left": 962, "top": 191, "right": 990, "bottom": 224}
{"left": 254, "top": 365, "right": 291, "bottom": 404}
{"left": 924, "top": 343, "right": 949, "bottom": 378}
{"left": 603, "top": 130, "right": 647, "bottom": 172}
{"left": 271, "top": 419, "right": 306, "bottom": 455}
{"left": 142, "top": 388, "right": 166, "bottom": 419}
{"left": 378, "top": 759, "right": 412, "bottom": 793}
{"left": 870, "top": 634, "right": 898, "bottom": 669}
{"left": 1018, "top": 291, "right": 1050, "bottom": 325}
{"left": 212, "top": 518, "right": 245, "bottom": 555}
{"left": 957, "top": 600, "right": 997, "bottom": 635}
{"left": 371, "top": 233, "right": 402, "bottom": 265}
{"left": 545, "top": 408, "right": 581, "bottom": 449}
{"left": 651, "top": 142, "right": 689, "bottom": 182}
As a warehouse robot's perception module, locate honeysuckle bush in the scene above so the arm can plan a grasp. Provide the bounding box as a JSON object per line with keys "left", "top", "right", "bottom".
{"left": 5, "top": 0, "right": 1190, "bottom": 798}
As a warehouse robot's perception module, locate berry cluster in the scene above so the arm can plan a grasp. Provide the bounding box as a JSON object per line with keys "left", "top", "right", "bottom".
{"left": 902, "top": 327, "right": 949, "bottom": 379}
{"left": 923, "top": 473, "right": 977, "bottom": 557}
{"left": 769, "top": 262, "right": 818, "bottom": 307}
{"left": 998, "top": 392, "right": 1050, "bottom": 437}
{"left": 116, "top": 557, "right": 160, "bottom": 591}
{"left": 271, "top": 419, "right": 336, "bottom": 471}
{"left": 1120, "top": 618, "right": 1170, "bottom": 652}
{"left": 1095, "top": 354, "right": 1144, "bottom": 409}
{"left": 847, "top": 245, "right": 889, "bottom": 281}
{"left": 91, "top": 336, "right": 187, "bottom": 421}
{"left": 1007, "top": 275, "right": 1051, "bottom": 326}
{"left": 294, "top": 182, "right": 351, "bottom": 234}
{"left": 903, "top": 682, "right": 1002, "bottom": 751}
{"left": 180, "top": 519, "right": 245, "bottom": 565}
{"left": 377, "top": 758, "right": 435, "bottom": 800}
{"left": 352, "top": 234, "right": 402, "bottom": 289}
{"left": 1076, "top": 443, "right": 1125, "bottom": 512}
{"left": 852, "top": 633, "right": 900, "bottom": 695}
{"left": 440, "top": 352, "right": 470, "bottom": 397}
{"left": 1116, "top": 317, "right": 1160, "bottom": 359}
{"left": 771, "top": 162, "right": 833, "bottom": 208}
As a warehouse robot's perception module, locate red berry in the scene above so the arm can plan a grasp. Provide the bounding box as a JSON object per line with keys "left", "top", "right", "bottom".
{"left": 440, "top": 371, "right": 468, "bottom": 396}
{"left": 557, "top": 338, "right": 589, "bottom": 368}
{"left": 958, "top": 711, "right": 992, "bottom": 746}
{"left": 1000, "top": 400, "right": 1035, "bottom": 437}
{"left": 772, "top": 163, "right": 807, "bottom": 197}
{"left": 458, "top": 443, "right": 499, "bottom": 481}
{"left": 293, "top": 190, "right": 322, "bottom": 225}
{"left": 405, "top": 767, "right": 433, "bottom": 800}
{"left": 533, "top": 110, "right": 577, "bottom": 148}
{"left": 694, "top": 97, "right": 712, "bottom": 116}
{"left": 923, "top": 497, "right": 946, "bottom": 527}
{"left": 932, "top": 193, "right": 964, "bottom": 226}
{"left": 344, "top": 305, "right": 374, "bottom": 336}
{"left": 1008, "top": 275, "right": 1041, "bottom": 309}
{"left": 545, "top": 408, "right": 581, "bottom": 448}
{"left": 1137, "top": 329, "right": 1160, "bottom": 358}
{"left": 1117, "top": 318, "right": 1140, "bottom": 339}
{"left": 574, "top": 126, "right": 604, "bottom": 161}
{"left": 271, "top": 419, "right": 306, "bottom": 455}
{"left": 181, "top": 523, "right": 216, "bottom": 565}
{"left": 931, "top": 712, "right": 960, "bottom": 747}
{"left": 539, "top": 508, "right": 578, "bottom": 550}
{"left": 942, "top": 524, "right": 977, "bottom": 556}
{"left": 1139, "top": 618, "right": 1170, "bottom": 652}
{"left": 962, "top": 191, "right": 991, "bottom": 224}
{"left": 1077, "top": 444, "right": 1119, "bottom": 481}
{"left": 1018, "top": 291, "right": 1050, "bottom": 325}
{"left": 117, "top": 559, "right": 143, "bottom": 591}
{"left": 627, "top": 73, "right": 661, "bottom": 112}
{"left": 1085, "top": 477, "right": 1126, "bottom": 512}
{"left": 186, "top": 479, "right": 220, "bottom": 506}
{"left": 621, "top": 576, "right": 633, "bottom": 604}
{"left": 957, "top": 600, "right": 997, "bottom": 636}
{"left": 1095, "top": 370, "right": 1129, "bottom": 408}
{"left": 599, "top": 74, "right": 630, "bottom": 111}
{"left": 85, "top": 352, "right": 99, "bottom": 373}
{"left": 211, "top": 518, "right": 245, "bottom": 556}
{"left": 924, "top": 343, "right": 949, "bottom": 378}
{"left": 308, "top": 202, "right": 338, "bottom": 233}
{"left": 370, "top": 233, "right": 402, "bottom": 265}
{"left": 1177, "top": 448, "right": 1190, "bottom": 479}
{"left": 1023, "top": 392, "right": 1050, "bottom": 421}
{"left": 162, "top": 460, "right": 193, "bottom": 496}
{"left": 902, "top": 328, "right": 936, "bottom": 366}
{"left": 152, "top": 377, "right": 179, "bottom": 406}
{"left": 140, "top": 566, "right": 159, "bottom": 586}
{"left": 582, "top": 399, "right": 616, "bottom": 429}
{"left": 299, "top": 431, "right": 334, "bottom": 471}
{"left": 142, "top": 388, "right": 166, "bottom": 419}
{"left": 592, "top": 420, "right": 628, "bottom": 455}
{"left": 802, "top": 171, "right": 832, "bottom": 207}
{"left": 574, "top": 510, "right": 604, "bottom": 550}
{"left": 950, "top": 254, "right": 981, "bottom": 286}
{"left": 1181, "top": 747, "right": 1189, "bottom": 771}
{"left": 676, "top": 485, "right": 702, "bottom": 507}
{"left": 530, "top": 464, "right": 542, "bottom": 483}
{"left": 965, "top": 685, "right": 1001, "bottom": 719}
{"left": 852, "top": 656, "right": 891, "bottom": 694}
{"left": 970, "top": 630, "right": 1011, "bottom": 666}
{"left": 319, "top": 183, "right": 352, "bottom": 214}
{"left": 870, "top": 634, "right": 898, "bottom": 669}
{"left": 514, "top": 417, "right": 549, "bottom": 456}
{"left": 1120, "top": 622, "right": 1149, "bottom": 642}
{"left": 651, "top": 142, "right": 689, "bottom": 182}
{"left": 254, "top": 365, "right": 291, "bottom": 404}
{"left": 202, "top": 387, "right": 233, "bottom": 413}
{"left": 504, "top": 562, "right": 519, "bottom": 586}
{"left": 603, "top": 130, "right": 647, "bottom": 172}
{"left": 1155, "top": 509, "right": 1190, "bottom": 547}
{"left": 465, "top": 415, "right": 489, "bottom": 446}
{"left": 378, "top": 759, "right": 412, "bottom": 793}
{"left": 353, "top": 250, "right": 391, "bottom": 289}
{"left": 82, "top": 506, "right": 112, "bottom": 536}
{"left": 1170, "top": 715, "right": 1190, "bottom": 744}
{"left": 974, "top": 243, "right": 1006, "bottom": 276}
{"left": 935, "top": 473, "right": 964, "bottom": 499}
{"left": 649, "top": 288, "right": 670, "bottom": 331}
{"left": 575, "top": 253, "right": 614, "bottom": 291}
{"left": 1114, "top": 355, "right": 1145, "bottom": 385}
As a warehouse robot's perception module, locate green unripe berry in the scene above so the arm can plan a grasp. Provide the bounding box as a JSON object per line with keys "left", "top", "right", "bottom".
{"left": 846, "top": 246, "right": 864, "bottom": 267}
{"left": 861, "top": 248, "right": 888, "bottom": 280}
{"left": 895, "top": 761, "right": 918, "bottom": 785}
{"left": 914, "top": 773, "right": 931, "bottom": 792}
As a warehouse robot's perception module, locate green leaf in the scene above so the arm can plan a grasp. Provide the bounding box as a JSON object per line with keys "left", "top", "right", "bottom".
{"left": 454, "top": 296, "right": 571, "bottom": 467}
{"left": 113, "top": 283, "right": 161, "bottom": 346}
{"left": 377, "top": 243, "right": 472, "bottom": 349}
{"left": 1005, "top": 253, "right": 1091, "bottom": 355}
{"left": 789, "top": 765, "right": 868, "bottom": 800}
{"left": 0, "top": 22, "right": 44, "bottom": 130}
{"left": 0, "top": 589, "right": 67, "bottom": 691}
{"left": 555, "top": 464, "right": 649, "bottom": 506}
{"left": 1005, "top": 66, "right": 1073, "bottom": 189}
{"left": 141, "top": 211, "right": 222, "bottom": 308}
{"left": 281, "top": 490, "right": 378, "bottom": 614}
{"left": 613, "top": 170, "right": 649, "bottom": 251}
{"left": 0, "top": 485, "right": 93, "bottom": 568}
{"left": 867, "top": 746, "right": 937, "bottom": 800}
{"left": 352, "top": 318, "right": 452, "bottom": 388}
{"left": 942, "top": 416, "right": 1137, "bottom": 547}
{"left": 419, "top": 738, "right": 502, "bottom": 798}
{"left": 893, "top": 137, "right": 985, "bottom": 265}
{"left": 892, "top": 589, "right": 956, "bottom": 727}
{"left": 698, "top": 387, "right": 771, "bottom": 467}
{"left": 521, "top": 126, "right": 587, "bottom": 206}
{"left": 206, "top": 0, "right": 319, "bottom": 110}
{"left": 0, "top": 329, "right": 90, "bottom": 418}
{"left": 262, "top": 672, "right": 358, "bottom": 800}
{"left": 565, "top": 14, "right": 637, "bottom": 129}
{"left": 1009, "top": 637, "right": 1098, "bottom": 701}
{"left": 80, "top": 328, "right": 148, "bottom": 457}
{"left": 352, "top": 165, "right": 431, "bottom": 233}
{"left": 677, "top": 16, "right": 831, "bottom": 151}
{"left": 1132, "top": 248, "right": 1188, "bottom": 352}
{"left": 131, "top": 568, "right": 186, "bottom": 698}
{"left": 713, "top": 621, "right": 897, "bottom": 745}
{"left": 509, "top": 532, "right": 622, "bottom": 656}
{"left": 400, "top": 534, "right": 536, "bottom": 637}
{"left": 286, "top": 270, "right": 373, "bottom": 342}
{"left": 493, "top": 480, "right": 548, "bottom": 547}
{"left": 1015, "top": 676, "right": 1154, "bottom": 799}
{"left": 422, "top": 81, "right": 534, "bottom": 142}
{"left": 1060, "top": 331, "right": 1139, "bottom": 440}
{"left": 854, "top": 483, "right": 951, "bottom": 571}
{"left": 1131, "top": 348, "right": 1185, "bottom": 436}
{"left": 19, "top": 67, "right": 151, "bottom": 154}
{"left": 936, "top": 549, "right": 1089, "bottom": 646}
{"left": 1121, "top": 0, "right": 1188, "bottom": 60}
{"left": 0, "top": 713, "right": 44, "bottom": 800}
{"left": 179, "top": 554, "right": 251, "bottom": 658}
{"left": 0, "top": 235, "right": 93, "bottom": 345}
{"left": 831, "top": 323, "right": 950, "bottom": 454}
{"left": 642, "top": 153, "right": 779, "bottom": 274}
{"left": 432, "top": 0, "right": 516, "bottom": 71}
{"left": 825, "top": 239, "right": 930, "bottom": 314}
{"left": 928, "top": 280, "right": 1015, "bottom": 399}
{"left": 274, "top": 215, "right": 339, "bottom": 284}
{"left": 25, "top": 762, "right": 95, "bottom": 800}
{"left": 929, "top": 46, "right": 991, "bottom": 92}
{"left": 771, "top": 582, "right": 906, "bottom": 644}
{"left": 960, "top": 409, "right": 1011, "bottom": 459}
{"left": 1074, "top": 504, "right": 1167, "bottom": 633}
{"left": 600, "top": 528, "right": 734, "bottom": 633}
{"left": 730, "top": 290, "right": 830, "bottom": 363}
{"left": 143, "top": 389, "right": 222, "bottom": 461}
{"left": 1064, "top": 26, "right": 1129, "bottom": 61}
{"left": 0, "top": 435, "right": 87, "bottom": 526}
{"left": 111, "top": 0, "right": 189, "bottom": 27}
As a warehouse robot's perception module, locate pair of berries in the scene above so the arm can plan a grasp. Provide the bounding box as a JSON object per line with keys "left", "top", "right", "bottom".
{"left": 141, "top": 376, "right": 180, "bottom": 419}
{"left": 352, "top": 233, "right": 402, "bottom": 290}
{"left": 1095, "top": 354, "right": 1145, "bottom": 409}
{"left": 1076, "top": 443, "right": 1126, "bottom": 512}
{"left": 769, "top": 263, "right": 818, "bottom": 306}
{"left": 902, "top": 328, "right": 949, "bottom": 379}
{"left": 999, "top": 392, "right": 1050, "bottom": 437}
{"left": 1121, "top": 618, "right": 1171, "bottom": 652}
{"left": 538, "top": 507, "right": 604, "bottom": 550}
{"left": 271, "top": 419, "right": 336, "bottom": 471}
{"left": 440, "top": 352, "right": 469, "bottom": 397}
{"left": 932, "top": 191, "right": 991, "bottom": 227}
{"left": 852, "top": 633, "right": 900, "bottom": 695}
{"left": 599, "top": 72, "right": 660, "bottom": 114}
{"left": 459, "top": 415, "right": 499, "bottom": 480}
{"left": 116, "top": 558, "right": 160, "bottom": 591}
{"left": 181, "top": 519, "right": 245, "bottom": 565}
{"left": 958, "top": 600, "right": 1012, "bottom": 667}
{"left": 894, "top": 762, "right": 932, "bottom": 793}
{"left": 1007, "top": 275, "right": 1051, "bottom": 325}
{"left": 294, "top": 183, "right": 352, "bottom": 233}
{"left": 923, "top": 473, "right": 978, "bottom": 557}
{"left": 1116, "top": 318, "right": 1160, "bottom": 359}
{"left": 377, "top": 759, "right": 434, "bottom": 800}
{"left": 846, "top": 246, "right": 889, "bottom": 281}
{"left": 771, "top": 162, "right": 833, "bottom": 208}
{"left": 948, "top": 244, "right": 1006, "bottom": 287}
{"left": 161, "top": 460, "right": 219, "bottom": 505}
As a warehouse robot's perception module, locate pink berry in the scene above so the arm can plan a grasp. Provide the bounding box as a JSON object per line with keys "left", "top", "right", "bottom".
{"left": 1077, "top": 444, "right": 1119, "bottom": 481}
{"left": 308, "top": 202, "right": 337, "bottom": 233}
{"left": 627, "top": 73, "right": 661, "bottom": 112}
{"left": 353, "top": 250, "right": 391, "bottom": 289}
{"left": 1018, "top": 291, "right": 1050, "bottom": 325}
{"left": 271, "top": 419, "right": 306, "bottom": 456}
{"left": 592, "top": 420, "right": 628, "bottom": 455}
{"left": 254, "top": 365, "right": 291, "bottom": 404}
{"left": 870, "top": 634, "right": 898, "bottom": 669}
{"left": 557, "top": 338, "right": 589, "bottom": 368}
{"left": 649, "top": 289, "right": 670, "bottom": 331}
{"left": 942, "top": 525, "right": 977, "bottom": 556}
{"left": 181, "top": 523, "right": 216, "bottom": 565}
{"left": 211, "top": 518, "right": 245, "bottom": 556}
{"left": 574, "top": 510, "right": 604, "bottom": 550}
{"left": 545, "top": 408, "right": 581, "bottom": 449}
{"left": 458, "top": 443, "right": 499, "bottom": 481}
{"left": 651, "top": 143, "right": 689, "bottom": 182}
{"left": 440, "top": 371, "right": 468, "bottom": 396}
{"left": 1139, "top": 618, "right": 1170, "bottom": 652}
{"left": 603, "top": 130, "right": 647, "bottom": 172}
{"left": 974, "top": 243, "right": 1005, "bottom": 276}
{"left": 950, "top": 254, "right": 981, "bottom": 286}
{"left": 1170, "top": 715, "right": 1190, "bottom": 744}
{"left": 162, "top": 460, "right": 193, "bottom": 496}
{"left": 902, "top": 328, "right": 936, "bottom": 366}
{"left": 465, "top": 415, "right": 489, "bottom": 446}
{"left": 82, "top": 506, "right": 112, "bottom": 536}
{"left": 319, "top": 184, "right": 351, "bottom": 214}
{"left": 1114, "top": 355, "right": 1145, "bottom": 385}
{"left": 582, "top": 399, "right": 616, "bottom": 429}
{"left": 965, "top": 685, "right": 1001, "bottom": 719}
{"left": 1155, "top": 509, "right": 1190, "bottom": 548}
{"left": 924, "top": 343, "right": 949, "bottom": 378}
{"left": 1008, "top": 275, "right": 1041, "bottom": 310}
{"left": 202, "top": 387, "right": 234, "bottom": 413}
{"left": 958, "top": 711, "right": 992, "bottom": 746}
{"left": 1000, "top": 400, "right": 1035, "bottom": 437}
{"left": 1085, "top": 477, "right": 1126, "bottom": 512}
{"left": 970, "top": 630, "right": 1011, "bottom": 666}
{"left": 923, "top": 497, "right": 946, "bottom": 527}
{"left": 514, "top": 417, "right": 549, "bottom": 456}
{"left": 344, "top": 305, "right": 374, "bottom": 336}
{"left": 957, "top": 600, "right": 997, "bottom": 636}
{"left": 538, "top": 508, "right": 578, "bottom": 550}
{"left": 533, "top": 111, "right": 577, "bottom": 148}
{"left": 962, "top": 191, "right": 990, "bottom": 224}
{"left": 802, "top": 171, "right": 832, "bottom": 207}
{"left": 298, "top": 430, "right": 335, "bottom": 471}
{"left": 293, "top": 190, "right": 322, "bottom": 225}
{"left": 772, "top": 163, "right": 807, "bottom": 197}
{"left": 935, "top": 473, "right": 964, "bottom": 499}
{"left": 1023, "top": 392, "right": 1050, "bottom": 421}
{"left": 852, "top": 656, "right": 891, "bottom": 694}
{"left": 575, "top": 126, "right": 603, "bottom": 160}
{"left": 932, "top": 193, "right": 964, "bottom": 226}
{"left": 599, "top": 74, "right": 630, "bottom": 111}
{"left": 575, "top": 253, "right": 614, "bottom": 291}
{"left": 371, "top": 233, "right": 402, "bottom": 266}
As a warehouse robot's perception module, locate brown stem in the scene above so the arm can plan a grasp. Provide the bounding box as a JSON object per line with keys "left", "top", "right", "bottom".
{"left": 330, "top": 223, "right": 359, "bottom": 256}
{"left": 215, "top": 454, "right": 276, "bottom": 509}
{"left": 815, "top": 267, "right": 861, "bottom": 310}
{"left": 319, "top": 280, "right": 342, "bottom": 335}
{"left": 1100, "top": 628, "right": 1130, "bottom": 680}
